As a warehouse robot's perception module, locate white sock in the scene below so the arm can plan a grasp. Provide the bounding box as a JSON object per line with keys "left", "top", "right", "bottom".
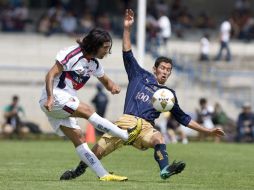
{"left": 76, "top": 143, "right": 108, "bottom": 177}
{"left": 88, "top": 112, "right": 128, "bottom": 141}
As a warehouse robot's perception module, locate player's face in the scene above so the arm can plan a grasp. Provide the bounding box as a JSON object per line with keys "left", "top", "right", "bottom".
{"left": 153, "top": 62, "right": 172, "bottom": 85}
{"left": 95, "top": 42, "right": 111, "bottom": 59}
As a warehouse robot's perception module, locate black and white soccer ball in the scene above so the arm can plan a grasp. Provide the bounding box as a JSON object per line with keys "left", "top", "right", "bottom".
{"left": 152, "top": 88, "right": 175, "bottom": 112}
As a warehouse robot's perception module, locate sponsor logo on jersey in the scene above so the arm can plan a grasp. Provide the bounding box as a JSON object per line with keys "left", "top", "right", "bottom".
{"left": 135, "top": 92, "right": 150, "bottom": 102}
{"left": 73, "top": 75, "right": 84, "bottom": 83}
{"left": 69, "top": 97, "right": 75, "bottom": 102}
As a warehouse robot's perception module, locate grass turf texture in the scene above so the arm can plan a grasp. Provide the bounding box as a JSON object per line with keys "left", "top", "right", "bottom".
{"left": 0, "top": 140, "right": 253, "bottom": 190}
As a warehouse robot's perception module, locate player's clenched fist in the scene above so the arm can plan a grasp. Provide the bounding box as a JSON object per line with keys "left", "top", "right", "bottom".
{"left": 111, "top": 84, "right": 121, "bottom": 94}
{"left": 44, "top": 97, "right": 54, "bottom": 111}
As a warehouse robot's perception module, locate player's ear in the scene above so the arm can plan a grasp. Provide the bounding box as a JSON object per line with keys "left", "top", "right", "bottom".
{"left": 153, "top": 66, "right": 157, "bottom": 75}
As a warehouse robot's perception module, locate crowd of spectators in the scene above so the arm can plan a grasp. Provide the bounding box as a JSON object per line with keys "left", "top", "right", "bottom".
{"left": 0, "top": 1, "right": 30, "bottom": 32}
{"left": 36, "top": 1, "right": 113, "bottom": 37}
{"left": 231, "top": 0, "right": 254, "bottom": 42}
{"left": 0, "top": 0, "right": 253, "bottom": 41}
{"left": 195, "top": 98, "right": 254, "bottom": 143}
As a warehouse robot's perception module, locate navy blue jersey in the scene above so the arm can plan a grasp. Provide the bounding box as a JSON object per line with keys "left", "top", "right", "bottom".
{"left": 123, "top": 50, "right": 191, "bottom": 126}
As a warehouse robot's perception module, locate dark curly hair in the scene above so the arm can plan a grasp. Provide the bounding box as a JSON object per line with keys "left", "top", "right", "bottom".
{"left": 77, "top": 28, "right": 112, "bottom": 55}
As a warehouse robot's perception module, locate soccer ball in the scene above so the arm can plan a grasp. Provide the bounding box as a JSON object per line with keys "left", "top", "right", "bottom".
{"left": 152, "top": 88, "right": 175, "bottom": 112}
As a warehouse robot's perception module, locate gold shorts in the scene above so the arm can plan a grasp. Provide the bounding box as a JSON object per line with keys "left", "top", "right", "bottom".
{"left": 97, "top": 114, "right": 160, "bottom": 157}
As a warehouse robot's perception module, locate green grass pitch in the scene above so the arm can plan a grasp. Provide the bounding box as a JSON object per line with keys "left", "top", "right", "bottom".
{"left": 0, "top": 140, "right": 253, "bottom": 190}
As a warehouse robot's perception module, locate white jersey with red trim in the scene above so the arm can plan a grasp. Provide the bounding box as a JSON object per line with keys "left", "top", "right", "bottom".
{"left": 40, "top": 45, "right": 104, "bottom": 99}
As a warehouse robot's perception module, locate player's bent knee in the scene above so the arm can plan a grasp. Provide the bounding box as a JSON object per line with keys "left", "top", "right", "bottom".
{"left": 78, "top": 103, "right": 95, "bottom": 114}
{"left": 21, "top": 127, "right": 30, "bottom": 134}
{"left": 60, "top": 126, "right": 84, "bottom": 146}
{"left": 150, "top": 133, "right": 165, "bottom": 146}
{"left": 3, "top": 125, "right": 14, "bottom": 134}
{"left": 73, "top": 102, "right": 95, "bottom": 118}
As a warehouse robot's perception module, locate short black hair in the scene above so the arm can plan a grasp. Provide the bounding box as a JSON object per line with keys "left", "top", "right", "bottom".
{"left": 199, "top": 98, "right": 207, "bottom": 105}
{"left": 77, "top": 28, "right": 112, "bottom": 55}
{"left": 154, "top": 56, "right": 173, "bottom": 68}
{"left": 204, "top": 33, "right": 210, "bottom": 39}
{"left": 12, "top": 95, "right": 19, "bottom": 101}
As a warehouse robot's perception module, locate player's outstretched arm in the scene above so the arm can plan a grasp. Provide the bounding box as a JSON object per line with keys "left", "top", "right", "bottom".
{"left": 123, "top": 9, "right": 134, "bottom": 52}
{"left": 98, "top": 74, "right": 121, "bottom": 94}
{"left": 187, "top": 120, "right": 225, "bottom": 137}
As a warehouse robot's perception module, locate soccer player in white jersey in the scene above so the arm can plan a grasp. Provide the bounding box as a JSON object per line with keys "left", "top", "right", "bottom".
{"left": 39, "top": 29, "right": 141, "bottom": 181}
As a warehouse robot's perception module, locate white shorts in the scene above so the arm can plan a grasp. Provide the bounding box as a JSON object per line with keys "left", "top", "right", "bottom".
{"left": 39, "top": 88, "right": 81, "bottom": 136}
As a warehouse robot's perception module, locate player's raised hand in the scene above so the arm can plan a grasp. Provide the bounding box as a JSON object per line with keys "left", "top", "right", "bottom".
{"left": 210, "top": 127, "right": 225, "bottom": 137}
{"left": 44, "top": 97, "right": 54, "bottom": 111}
{"left": 124, "top": 9, "right": 134, "bottom": 28}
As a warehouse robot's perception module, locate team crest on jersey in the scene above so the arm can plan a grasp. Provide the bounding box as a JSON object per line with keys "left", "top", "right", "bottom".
{"left": 69, "top": 97, "right": 76, "bottom": 102}
{"left": 86, "top": 69, "right": 93, "bottom": 76}
{"left": 76, "top": 69, "right": 85, "bottom": 75}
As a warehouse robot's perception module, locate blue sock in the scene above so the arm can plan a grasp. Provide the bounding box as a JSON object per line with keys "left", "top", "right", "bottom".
{"left": 154, "top": 144, "right": 169, "bottom": 170}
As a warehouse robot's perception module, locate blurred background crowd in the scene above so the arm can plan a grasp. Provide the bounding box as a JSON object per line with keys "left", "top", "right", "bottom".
{"left": 0, "top": 0, "right": 253, "bottom": 143}
{"left": 0, "top": 0, "right": 253, "bottom": 40}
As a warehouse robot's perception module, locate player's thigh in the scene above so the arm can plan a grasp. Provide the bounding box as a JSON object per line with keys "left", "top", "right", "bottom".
{"left": 115, "top": 114, "right": 161, "bottom": 150}
{"left": 71, "top": 102, "right": 95, "bottom": 119}
{"left": 96, "top": 114, "right": 160, "bottom": 155}
{"left": 95, "top": 114, "right": 138, "bottom": 157}
{"left": 114, "top": 114, "right": 142, "bottom": 130}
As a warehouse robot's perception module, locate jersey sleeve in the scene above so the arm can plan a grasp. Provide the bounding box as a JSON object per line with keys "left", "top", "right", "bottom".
{"left": 170, "top": 95, "right": 192, "bottom": 126}
{"left": 122, "top": 50, "right": 146, "bottom": 80}
{"left": 55, "top": 46, "right": 81, "bottom": 71}
{"left": 93, "top": 60, "right": 105, "bottom": 78}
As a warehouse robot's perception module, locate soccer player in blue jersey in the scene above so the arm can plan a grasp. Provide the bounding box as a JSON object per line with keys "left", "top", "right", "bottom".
{"left": 60, "top": 9, "right": 225, "bottom": 181}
